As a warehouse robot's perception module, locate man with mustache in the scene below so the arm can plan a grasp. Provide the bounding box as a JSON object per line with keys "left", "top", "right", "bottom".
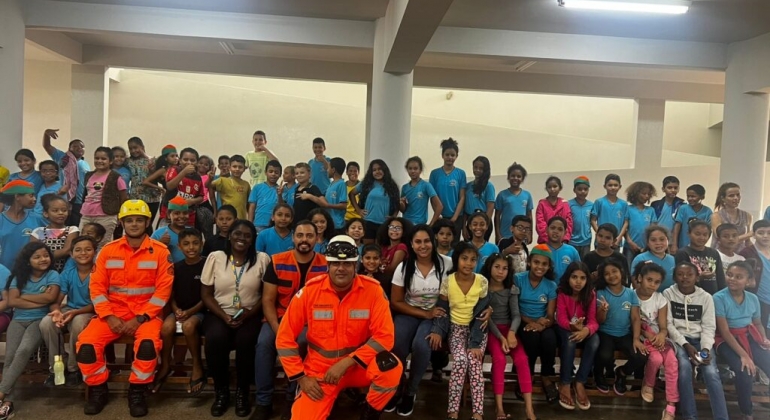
{"left": 252, "top": 220, "right": 328, "bottom": 420}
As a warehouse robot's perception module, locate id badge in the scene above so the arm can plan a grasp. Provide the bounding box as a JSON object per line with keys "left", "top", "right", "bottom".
{"left": 233, "top": 294, "right": 241, "bottom": 310}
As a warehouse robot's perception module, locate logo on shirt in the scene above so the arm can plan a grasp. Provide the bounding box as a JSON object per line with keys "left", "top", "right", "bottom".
{"left": 644, "top": 214, "right": 651, "bottom": 222}
{"left": 522, "top": 200, "right": 528, "bottom": 207}
{"left": 616, "top": 211, "right": 624, "bottom": 220}
{"left": 22, "top": 228, "right": 33, "bottom": 236}
{"left": 449, "top": 180, "right": 457, "bottom": 187}
{"left": 538, "top": 294, "right": 547, "bottom": 303}
{"left": 562, "top": 256, "right": 572, "bottom": 265}
{"left": 585, "top": 209, "right": 591, "bottom": 217}
{"left": 92, "top": 181, "right": 104, "bottom": 191}
{"left": 416, "top": 192, "right": 424, "bottom": 199}
{"left": 622, "top": 301, "right": 632, "bottom": 311}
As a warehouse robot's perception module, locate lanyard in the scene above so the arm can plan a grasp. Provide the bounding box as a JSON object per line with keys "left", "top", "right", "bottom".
{"left": 230, "top": 255, "right": 246, "bottom": 293}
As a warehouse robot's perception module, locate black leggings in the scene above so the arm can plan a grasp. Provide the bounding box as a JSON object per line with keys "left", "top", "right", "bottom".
{"left": 203, "top": 312, "right": 260, "bottom": 389}
{"left": 517, "top": 326, "right": 557, "bottom": 376}
{"left": 594, "top": 332, "right": 648, "bottom": 379}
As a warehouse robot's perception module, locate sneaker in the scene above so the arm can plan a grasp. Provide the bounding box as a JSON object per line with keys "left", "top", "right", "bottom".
{"left": 66, "top": 370, "right": 83, "bottom": 387}
{"left": 641, "top": 385, "right": 654, "bottom": 403}
{"left": 249, "top": 404, "right": 272, "bottom": 420}
{"left": 44, "top": 373, "right": 55, "bottom": 387}
{"left": 383, "top": 397, "right": 398, "bottom": 413}
{"left": 127, "top": 384, "right": 148, "bottom": 417}
{"left": 595, "top": 377, "right": 610, "bottom": 394}
{"left": 613, "top": 368, "right": 627, "bottom": 396}
{"left": 396, "top": 394, "right": 415, "bottom": 416}
{"left": 430, "top": 369, "right": 443, "bottom": 383}
{"left": 661, "top": 406, "right": 676, "bottom": 420}
{"left": 0, "top": 402, "right": 15, "bottom": 420}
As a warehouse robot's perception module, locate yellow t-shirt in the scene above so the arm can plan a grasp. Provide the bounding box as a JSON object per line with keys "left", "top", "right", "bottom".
{"left": 212, "top": 177, "right": 251, "bottom": 220}
{"left": 345, "top": 182, "right": 359, "bottom": 221}
{"left": 245, "top": 151, "right": 268, "bottom": 186}
{"left": 441, "top": 273, "right": 488, "bottom": 326}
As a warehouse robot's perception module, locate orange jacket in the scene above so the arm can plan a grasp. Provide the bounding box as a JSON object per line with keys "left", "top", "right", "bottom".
{"left": 91, "top": 235, "right": 173, "bottom": 320}
{"left": 276, "top": 274, "right": 393, "bottom": 381}
{"left": 271, "top": 251, "right": 328, "bottom": 319}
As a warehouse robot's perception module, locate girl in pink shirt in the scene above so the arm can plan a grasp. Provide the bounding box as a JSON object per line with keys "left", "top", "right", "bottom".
{"left": 536, "top": 176, "right": 573, "bottom": 243}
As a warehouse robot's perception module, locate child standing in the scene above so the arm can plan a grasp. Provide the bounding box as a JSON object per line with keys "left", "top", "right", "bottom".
{"left": 467, "top": 212, "right": 499, "bottom": 273}
{"left": 568, "top": 176, "right": 593, "bottom": 258}
{"left": 650, "top": 176, "right": 683, "bottom": 235}
{"left": 0, "top": 181, "right": 46, "bottom": 268}
{"left": 350, "top": 160, "right": 400, "bottom": 244}
{"left": 279, "top": 165, "right": 297, "bottom": 208}
{"left": 344, "top": 162, "right": 360, "bottom": 221}
{"left": 142, "top": 145, "right": 180, "bottom": 227}
{"left": 308, "top": 137, "right": 331, "bottom": 194}
{"left": 324, "top": 158, "right": 348, "bottom": 232}
{"left": 287, "top": 162, "right": 326, "bottom": 223}
{"left": 482, "top": 254, "right": 536, "bottom": 420}
{"left": 10, "top": 149, "right": 43, "bottom": 195}
{"left": 245, "top": 130, "right": 278, "bottom": 187}
{"left": 428, "top": 243, "right": 489, "bottom": 420}
{"left": 590, "top": 174, "right": 628, "bottom": 248}
{"left": 208, "top": 154, "right": 250, "bottom": 220}
{"left": 151, "top": 196, "right": 190, "bottom": 263}
{"left": 674, "top": 220, "right": 725, "bottom": 294}
{"left": 624, "top": 181, "right": 657, "bottom": 265}
{"left": 712, "top": 182, "right": 752, "bottom": 253}
{"left": 497, "top": 215, "right": 531, "bottom": 274}
{"left": 463, "top": 156, "right": 495, "bottom": 240}
{"left": 715, "top": 223, "right": 745, "bottom": 273}
{"left": 34, "top": 160, "right": 66, "bottom": 216}
{"left": 401, "top": 157, "right": 441, "bottom": 226}
{"left": 247, "top": 160, "right": 281, "bottom": 233}
{"left": 429, "top": 138, "right": 467, "bottom": 244}
{"left": 127, "top": 137, "right": 162, "bottom": 227}
{"left": 672, "top": 184, "right": 713, "bottom": 253}
{"left": 545, "top": 216, "right": 581, "bottom": 281}
{"left": 631, "top": 226, "right": 675, "bottom": 290}
{"left": 203, "top": 205, "right": 237, "bottom": 257}
{"left": 494, "top": 163, "right": 533, "bottom": 244}
{"left": 30, "top": 195, "right": 79, "bottom": 272}
{"left": 536, "top": 176, "right": 572, "bottom": 244}
{"left": 633, "top": 263, "right": 678, "bottom": 420}
{"left": 432, "top": 218, "right": 455, "bottom": 257}
{"left": 164, "top": 147, "right": 204, "bottom": 228}
{"left": 111, "top": 146, "right": 132, "bottom": 195}
{"left": 79, "top": 147, "right": 128, "bottom": 247}
{"left": 255, "top": 204, "right": 294, "bottom": 256}
{"left": 583, "top": 224, "right": 627, "bottom": 282}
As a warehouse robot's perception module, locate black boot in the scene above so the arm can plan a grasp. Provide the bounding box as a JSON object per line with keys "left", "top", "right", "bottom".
{"left": 235, "top": 387, "right": 251, "bottom": 417}
{"left": 359, "top": 402, "right": 382, "bottom": 420}
{"left": 84, "top": 383, "right": 109, "bottom": 415}
{"left": 127, "top": 384, "right": 148, "bottom": 417}
{"left": 211, "top": 387, "right": 231, "bottom": 417}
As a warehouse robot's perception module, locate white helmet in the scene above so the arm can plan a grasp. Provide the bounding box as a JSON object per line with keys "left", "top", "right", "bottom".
{"left": 325, "top": 235, "right": 359, "bottom": 262}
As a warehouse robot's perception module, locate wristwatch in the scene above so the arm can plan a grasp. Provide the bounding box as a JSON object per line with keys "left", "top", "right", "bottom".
{"left": 136, "top": 314, "right": 149, "bottom": 324}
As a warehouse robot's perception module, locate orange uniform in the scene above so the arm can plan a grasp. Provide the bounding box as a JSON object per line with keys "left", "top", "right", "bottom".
{"left": 76, "top": 235, "right": 173, "bottom": 385}
{"left": 276, "top": 273, "right": 402, "bottom": 420}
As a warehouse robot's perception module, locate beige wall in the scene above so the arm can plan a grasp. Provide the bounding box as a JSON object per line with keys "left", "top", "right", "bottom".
{"left": 22, "top": 60, "right": 72, "bottom": 165}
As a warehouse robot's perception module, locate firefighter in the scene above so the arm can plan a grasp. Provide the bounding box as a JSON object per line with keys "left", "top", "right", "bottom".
{"left": 76, "top": 199, "right": 173, "bottom": 417}
{"left": 276, "top": 235, "right": 402, "bottom": 420}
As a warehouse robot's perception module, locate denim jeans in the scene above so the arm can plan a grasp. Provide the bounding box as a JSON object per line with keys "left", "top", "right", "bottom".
{"left": 254, "top": 322, "right": 307, "bottom": 406}
{"left": 716, "top": 338, "right": 770, "bottom": 416}
{"left": 556, "top": 327, "right": 599, "bottom": 384}
{"left": 392, "top": 314, "right": 434, "bottom": 397}
{"left": 673, "top": 338, "right": 728, "bottom": 420}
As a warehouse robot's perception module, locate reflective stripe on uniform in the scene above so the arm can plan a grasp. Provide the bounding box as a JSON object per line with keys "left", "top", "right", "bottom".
{"left": 366, "top": 338, "right": 386, "bottom": 353}
{"left": 308, "top": 342, "right": 358, "bottom": 359}
{"left": 105, "top": 259, "right": 125, "bottom": 269}
{"left": 277, "top": 348, "right": 300, "bottom": 357}
{"left": 370, "top": 383, "right": 398, "bottom": 393}
{"left": 149, "top": 297, "right": 166, "bottom": 307}
{"left": 92, "top": 295, "right": 108, "bottom": 304}
{"left": 131, "top": 366, "right": 154, "bottom": 381}
{"left": 109, "top": 286, "right": 155, "bottom": 295}
{"left": 82, "top": 365, "right": 107, "bottom": 380}
{"left": 137, "top": 261, "right": 158, "bottom": 269}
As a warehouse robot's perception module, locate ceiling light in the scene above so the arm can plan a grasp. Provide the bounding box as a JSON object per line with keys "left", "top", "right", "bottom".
{"left": 557, "top": 0, "right": 690, "bottom": 14}
{"left": 512, "top": 61, "right": 537, "bottom": 72}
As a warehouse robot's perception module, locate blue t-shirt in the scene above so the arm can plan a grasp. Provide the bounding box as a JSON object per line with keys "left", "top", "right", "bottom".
{"left": 568, "top": 198, "right": 593, "bottom": 247}
{"left": 325, "top": 179, "right": 348, "bottom": 230}
{"left": 757, "top": 252, "right": 770, "bottom": 305}
{"left": 0, "top": 264, "right": 10, "bottom": 306}
{"left": 151, "top": 226, "right": 186, "bottom": 263}
{"left": 474, "top": 241, "right": 500, "bottom": 273}
{"left": 10, "top": 270, "right": 61, "bottom": 321}
{"left": 308, "top": 156, "right": 331, "bottom": 194}
{"left": 495, "top": 189, "right": 534, "bottom": 239}
{"left": 282, "top": 183, "right": 298, "bottom": 207}
{"left": 0, "top": 210, "right": 47, "bottom": 268}
{"left": 597, "top": 286, "right": 639, "bottom": 337}
{"left": 34, "top": 181, "right": 65, "bottom": 216}
{"left": 114, "top": 166, "right": 132, "bottom": 194}
{"left": 401, "top": 180, "right": 437, "bottom": 225}
{"left": 58, "top": 265, "right": 92, "bottom": 310}
{"left": 355, "top": 182, "right": 391, "bottom": 225}
{"left": 256, "top": 227, "right": 294, "bottom": 256}
{"left": 515, "top": 271, "right": 557, "bottom": 319}
{"left": 626, "top": 206, "right": 657, "bottom": 249}
{"left": 248, "top": 182, "right": 279, "bottom": 228}
{"left": 548, "top": 243, "right": 581, "bottom": 281}
{"left": 464, "top": 181, "right": 495, "bottom": 216}
{"left": 631, "top": 251, "right": 675, "bottom": 291}
{"left": 657, "top": 202, "right": 676, "bottom": 233}
{"left": 50, "top": 148, "right": 90, "bottom": 204}
{"left": 714, "top": 288, "right": 760, "bottom": 329}
{"left": 314, "top": 240, "right": 328, "bottom": 254}
{"left": 764, "top": 206, "right": 770, "bottom": 222}
{"left": 9, "top": 171, "right": 44, "bottom": 195}
{"left": 429, "top": 167, "right": 467, "bottom": 218}
{"left": 674, "top": 204, "right": 713, "bottom": 248}
{"left": 591, "top": 196, "right": 628, "bottom": 233}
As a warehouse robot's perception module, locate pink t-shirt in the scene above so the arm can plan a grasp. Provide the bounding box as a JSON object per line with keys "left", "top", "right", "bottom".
{"left": 81, "top": 172, "right": 127, "bottom": 216}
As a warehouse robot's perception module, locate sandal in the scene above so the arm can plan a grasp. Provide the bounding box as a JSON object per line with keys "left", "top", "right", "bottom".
{"left": 575, "top": 386, "right": 591, "bottom": 410}
{"left": 558, "top": 383, "right": 575, "bottom": 410}
{"left": 151, "top": 370, "right": 172, "bottom": 394}
{"left": 188, "top": 376, "right": 206, "bottom": 397}
{"left": 543, "top": 380, "right": 559, "bottom": 404}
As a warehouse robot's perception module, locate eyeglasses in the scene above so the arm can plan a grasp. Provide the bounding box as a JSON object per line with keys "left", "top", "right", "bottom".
{"left": 388, "top": 225, "right": 403, "bottom": 231}
{"left": 325, "top": 242, "right": 359, "bottom": 260}
{"left": 514, "top": 225, "right": 532, "bottom": 232}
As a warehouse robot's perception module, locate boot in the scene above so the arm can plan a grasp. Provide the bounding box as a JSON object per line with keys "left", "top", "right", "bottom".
{"left": 127, "top": 384, "right": 148, "bottom": 417}
{"left": 84, "top": 383, "right": 109, "bottom": 415}
{"left": 211, "top": 387, "right": 231, "bottom": 417}
{"left": 235, "top": 387, "right": 251, "bottom": 417}
{"left": 359, "top": 402, "right": 382, "bottom": 420}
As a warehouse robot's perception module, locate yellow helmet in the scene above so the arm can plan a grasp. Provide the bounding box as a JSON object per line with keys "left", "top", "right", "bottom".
{"left": 118, "top": 199, "right": 152, "bottom": 220}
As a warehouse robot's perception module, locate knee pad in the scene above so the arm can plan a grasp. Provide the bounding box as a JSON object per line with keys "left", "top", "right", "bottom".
{"left": 375, "top": 351, "right": 399, "bottom": 372}
{"left": 136, "top": 339, "right": 157, "bottom": 361}
{"left": 77, "top": 344, "right": 97, "bottom": 364}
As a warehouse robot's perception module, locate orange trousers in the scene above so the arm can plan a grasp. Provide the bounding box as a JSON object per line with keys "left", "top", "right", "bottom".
{"left": 291, "top": 357, "right": 402, "bottom": 420}
{"left": 76, "top": 317, "right": 162, "bottom": 386}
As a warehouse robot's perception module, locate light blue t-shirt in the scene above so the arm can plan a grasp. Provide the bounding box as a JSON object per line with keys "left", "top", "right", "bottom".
{"left": 355, "top": 182, "right": 391, "bottom": 225}
{"left": 474, "top": 241, "right": 500, "bottom": 273}
{"left": 114, "top": 166, "right": 132, "bottom": 194}
{"left": 464, "top": 181, "right": 495, "bottom": 216}
{"left": 757, "top": 252, "right": 770, "bottom": 305}
{"left": 429, "top": 167, "right": 467, "bottom": 218}
{"left": 10, "top": 270, "right": 61, "bottom": 321}
{"left": 568, "top": 198, "right": 593, "bottom": 247}
{"left": 58, "top": 264, "right": 92, "bottom": 310}
{"left": 597, "top": 286, "right": 639, "bottom": 337}
{"left": 631, "top": 251, "right": 675, "bottom": 291}
{"left": 657, "top": 202, "right": 676, "bottom": 233}
{"left": 282, "top": 183, "right": 298, "bottom": 207}
{"left": 9, "top": 171, "right": 44, "bottom": 195}
{"left": 314, "top": 240, "right": 328, "bottom": 255}
{"left": 308, "top": 156, "right": 331, "bottom": 194}
{"left": 34, "top": 181, "right": 66, "bottom": 216}
{"left": 401, "top": 180, "right": 437, "bottom": 225}
{"left": 714, "top": 288, "right": 760, "bottom": 329}
{"left": 248, "top": 182, "right": 279, "bottom": 228}
{"left": 495, "top": 189, "right": 534, "bottom": 239}
{"left": 548, "top": 243, "right": 581, "bottom": 281}
{"left": 151, "top": 226, "right": 186, "bottom": 263}
{"left": 0, "top": 264, "right": 10, "bottom": 306}
{"left": 626, "top": 206, "right": 657, "bottom": 249}
{"left": 591, "top": 196, "right": 629, "bottom": 233}
{"left": 674, "top": 204, "right": 713, "bottom": 248}
{"left": 0, "top": 210, "right": 47, "bottom": 268}
{"left": 764, "top": 206, "right": 770, "bottom": 222}
{"left": 515, "top": 271, "right": 557, "bottom": 319}
{"left": 50, "top": 148, "right": 90, "bottom": 204}
{"left": 256, "top": 227, "right": 294, "bottom": 256}
{"left": 325, "top": 179, "right": 348, "bottom": 230}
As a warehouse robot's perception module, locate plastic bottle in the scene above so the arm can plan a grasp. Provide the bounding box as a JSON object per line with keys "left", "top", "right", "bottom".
{"left": 54, "top": 355, "right": 65, "bottom": 385}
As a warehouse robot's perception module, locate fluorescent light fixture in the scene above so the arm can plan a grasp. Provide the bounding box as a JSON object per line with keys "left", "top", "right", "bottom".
{"left": 557, "top": 0, "right": 690, "bottom": 14}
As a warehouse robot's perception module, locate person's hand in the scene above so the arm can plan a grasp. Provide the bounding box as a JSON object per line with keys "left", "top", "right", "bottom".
{"left": 160, "top": 231, "right": 171, "bottom": 245}
{"left": 506, "top": 330, "right": 518, "bottom": 349}
{"left": 298, "top": 376, "right": 324, "bottom": 401}
{"left": 105, "top": 315, "right": 125, "bottom": 334}
{"left": 427, "top": 333, "right": 442, "bottom": 351}
{"left": 597, "top": 296, "right": 609, "bottom": 313}
{"left": 633, "top": 340, "right": 648, "bottom": 355}
{"left": 57, "top": 184, "right": 69, "bottom": 195}
{"left": 228, "top": 311, "right": 246, "bottom": 329}
{"left": 323, "top": 358, "right": 354, "bottom": 385}
{"left": 49, "top": 309, "right": 63, "bottom": 323}
{"left": 427, "top": 307, "right": 446, "bottom": 320}
{"left": 740, "top": 354, "right": 757, "bottom": 375}
{"left": 477, "top": 307, "right": 493, "bottom": 330}
{"left": 175, "top": 309, "right": 189, "bottom": 322}
{"left": 570, "top": 327, "right": 589, "bottom": 343}
{"left": 650, "top": 331, "right": 667, "bottom": 347}
{"left": 500, "top": 337, "right": 510, "bottom": 353}
{"left": 358, "top": 209, "right": 368, "bottom": 217}
{"left": 509, "top": 240, "right": 522, "bottom": 255}
{"left": 569, "top": 317, "right": 585, "bottom": 331}
{"left": 449, "top": 216, "right": 457, "bottom": 223}
{"left": 60, "top": 311, "right": 75, "bottom": 326}
{"left": 683, "top": 343, "right": 698, "bottom": 362}
{"left": 669, "top": 245, "right": 678, "bottom": 255}
{"left": 469, "top": 348, "right": 483, "bottom": 361}
{"left": 44, "top": 128, "right": 60, "bottom": 140}
{"left": 277, "top": 182, "right": 285, "bottom": 195}
{"left": 613, "top": 236, "right": 623, "bottom": 248}
{"left": 123, "top": 318, "right": 140, "bottom": 335}
{"left": 523, "top": 322, "right": 543, "bottom": 332}
{"left": 300, "top": 192, "right": 313, "bottom": 201}
{"left": 181, "top": 164, "right": 196, "bottom": 176}
{"left": 630, "top": 242, "right": 641, "bottom": 253}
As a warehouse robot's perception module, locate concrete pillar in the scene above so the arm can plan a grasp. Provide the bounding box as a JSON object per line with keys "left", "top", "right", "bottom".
{"left": 0, "top": 0, "right": 25, "bottom": 169}
{"left": 633, "top": 99, "right": 666, "bottom": 169}
{"left": 367, "top": 0, "right": 413, "bottom": 185}
{"left": 70, "top": 65, "right": 109, "bottom": 150}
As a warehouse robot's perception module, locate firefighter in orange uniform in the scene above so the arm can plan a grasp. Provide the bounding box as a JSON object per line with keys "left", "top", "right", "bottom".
{"left": 76, "top": 200, "right": 173, "bottom": 418}
{"left": 276, "top": 235, "right": 402, "bottom": 420}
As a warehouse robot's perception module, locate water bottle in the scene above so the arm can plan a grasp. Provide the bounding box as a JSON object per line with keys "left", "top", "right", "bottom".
{"left": 53, "top": 355, "right": 65, "bottom": 385}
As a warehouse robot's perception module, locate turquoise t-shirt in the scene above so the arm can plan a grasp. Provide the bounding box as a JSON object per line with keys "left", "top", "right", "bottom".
{"left": 674, "top": 204, "right": 713, "bottom": 248}
{"left": 308, "top": 156, "right": 331, "bottom": 194}
{"left": 10, "top": 270, "right": 61, "bottom": 321}
{"left": 626, "top": 206, "right": 657, "bottom": 248}
{"left": 464, "top": 181, "right": 495, "bottom": 216}
{"left": 325, "top": 179, "right": 348, "bottom": 230}
{"left": 568, "top": 198, "right": 593, "bottom": 247}
{"left": 597, "top": 286, "right": 639, "bottom": 337}
{"left": 151, "top": 226, "right": 186, "bottom": 263}
{"left": 0, "top": 210, "right": 47, "bottom": 268}
{"left": 495, "top": 189, "right": 534, "bottom": 239}
{"left": 474, "top": 241, "right": 500, "bottom": 273}
{"left": 355, "top": 182, "right": 391, "bottom": 225}
{"left": 631, "top": 251, "right": 675, "bottom": 291}
{"left": 591, "top": 196, "right": 629, "bottom": 233}
{"left": 515, "top": 271, "right": 557, "bottom": 319}
{"left": 657, "top": 202, "right": 676, "bottom": 233}
{"left": 282, "top": 183, "right": 298, "bottom": 207}
{"left": 248, "top": 182, "right": 279, "bottom": 228}
{"left": 429, "top": 167, "right": 467, "bottom": 218}
{"left": 713, "top": 288, "right": 760, "bottom": 329}
{"left": 548, "top": 243, "right": 581, "bottom": 281}
{"left": 0, "top": 264, "right": 9, "bottom": 309}
{"left": 255, "top": 227, "right": 294, "bottom": 256}
{"left": 58, "top": 264, "right": 92, "bottom": 309}
{"left": 401, "top": 180, "right": 437, "bottom": 225}
{"left": 34, "top": 181, "right": 65, "bottom": 216}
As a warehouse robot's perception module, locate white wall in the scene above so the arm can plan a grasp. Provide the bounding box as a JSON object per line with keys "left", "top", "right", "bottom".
{"left": 22, "top": 60, "right": 72, "bottom": 165}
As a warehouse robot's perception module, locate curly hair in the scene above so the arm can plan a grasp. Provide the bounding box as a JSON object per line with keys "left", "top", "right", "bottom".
{"left": 625, "top": 181, "right": 657, "bottom": 206}
{"left": 359, "top": 159, "right": 400, "bottom": 216}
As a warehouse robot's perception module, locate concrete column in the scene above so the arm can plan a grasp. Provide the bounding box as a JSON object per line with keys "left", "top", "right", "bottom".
{"left": 70, "top": 65, "right": 109, "bottom": 149}
{"left": 0, "top": 0, "right": 25, "bottom": 169}
{"left": 367, "top": 1, "right": 413, "bottom": 185}
{"left": 633, "top": 99, "right": 666, "bottom": 169}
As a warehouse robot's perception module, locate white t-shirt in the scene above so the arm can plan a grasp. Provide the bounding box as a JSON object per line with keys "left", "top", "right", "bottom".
{"left": 637, "top": 291, "right": 668, "bottom": 334}
{"left": 718, "top": 251, "right": 745, "bottom": 274}
{"left": 391, "top": 255, "right": 452, "bottom": 311}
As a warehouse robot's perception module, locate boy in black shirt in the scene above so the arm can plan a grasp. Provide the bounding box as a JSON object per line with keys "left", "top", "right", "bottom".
{"left": 289, "top": 162, "right": 327, "bottom": 221}
{"left": 583, "top": 223, "right": 629, "bottom": 282}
